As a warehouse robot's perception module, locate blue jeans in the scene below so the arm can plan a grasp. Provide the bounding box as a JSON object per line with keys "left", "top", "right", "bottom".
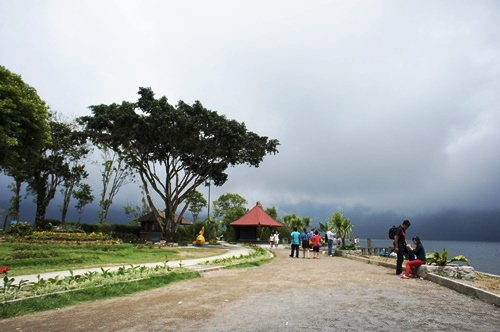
{"left": 327, "top": 239, "right": 333, "bottom": 256}
{"left": 290, "top": 244, "right": 299, "bottom": 258}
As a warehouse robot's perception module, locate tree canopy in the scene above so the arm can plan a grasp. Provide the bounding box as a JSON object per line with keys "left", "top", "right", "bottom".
{"left": 78, "top": 87, "right": 279, "bottom": 240}
{"left": 0, "top": 65, "right": 51, "bottom": 171}
{"left": 187, "top": 190, "right": 207, "bottom": 223}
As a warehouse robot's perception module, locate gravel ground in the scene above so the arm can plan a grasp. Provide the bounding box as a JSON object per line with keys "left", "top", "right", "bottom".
{"left": 2, "top": 248, "right": 499, "bottom": 332}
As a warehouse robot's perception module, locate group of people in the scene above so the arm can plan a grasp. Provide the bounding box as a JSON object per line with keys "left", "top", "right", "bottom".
{"left": 275, "top": 220, "right": 426, "bottom": 278}
{"left": 393, "top": 219, "right": 427, "bottom": 279}
{"left": 268, "top": 232, "right": 280, "bottom": 249}
{"left": 288, "top": 227, "right": 338, "bottom": 259}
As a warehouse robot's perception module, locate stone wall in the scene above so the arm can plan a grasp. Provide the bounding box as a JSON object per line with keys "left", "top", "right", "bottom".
{"left": 418, "top": 264, "right": 476, "bottom": 280}
{"left": 334, "top": 249, "right": 362, "bottom": 256}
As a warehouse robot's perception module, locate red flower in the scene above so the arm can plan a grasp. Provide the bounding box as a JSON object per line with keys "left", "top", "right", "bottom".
{"left": 0, "top": 265, "right": 9, "bottom": 275}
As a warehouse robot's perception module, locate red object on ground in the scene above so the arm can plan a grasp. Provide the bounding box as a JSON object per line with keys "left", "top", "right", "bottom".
{"left": 0, "top": 265, "right": 9, "bottom": 274}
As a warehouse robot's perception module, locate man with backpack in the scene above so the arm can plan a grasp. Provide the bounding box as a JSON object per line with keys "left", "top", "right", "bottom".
{"left": 393, "top": 219, "right": 411, "bottom": 275}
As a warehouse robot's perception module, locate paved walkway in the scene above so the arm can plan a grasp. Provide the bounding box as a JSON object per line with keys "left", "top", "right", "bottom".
{"left": 2, "top": 246, "right": 499, "bottom": 331}
{"left": 8, "top": 243, "right": 250, "bottom": 283}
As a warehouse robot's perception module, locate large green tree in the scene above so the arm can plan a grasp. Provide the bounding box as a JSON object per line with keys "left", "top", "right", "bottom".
{"left": 0, "top": 66, "right": 51, "bottom": 220}
{"left": 26, "top": 115, "right": 90, "bottom": 229}
{"left": 212, "top": 193, "right": 248, "bottom": 241}
{"left": 78, "top": 87, "right": 279, "bottom": 241}
{"left": 0, "top": 65, "right": 51, "bottom": 170}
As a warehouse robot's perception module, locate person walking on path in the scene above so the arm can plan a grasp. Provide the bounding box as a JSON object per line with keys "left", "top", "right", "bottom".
{"left": 326, "top": 228, "right": 335, "bottom": 256}
{"left": 269, "top": 234, "right": 275, "bottom": 249}
{"left": 273, "top": 232, "right": 280, "bottom": 249}
{"left": 394, "top": 219, "right": 411, "bottom": 275}
{"left": 311, "top": 230, "right": 322, "bottom": 259}
{"left": 300, "top": 228, "right": 310, "bottom": 258}
{"left": 290, "top": 227, "right": 300, "bottom": 258}
{"left": 401, "top": 236, "right": 426, "bottom": 279}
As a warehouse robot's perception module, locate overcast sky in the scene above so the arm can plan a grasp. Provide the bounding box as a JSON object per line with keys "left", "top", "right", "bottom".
{"left": 1, "top": 1, "right": 500, "bottom": 220}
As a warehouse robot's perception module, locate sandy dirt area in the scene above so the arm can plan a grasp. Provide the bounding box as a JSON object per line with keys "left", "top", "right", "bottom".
{"left": 2, "top": 248, "right": 499, "bottom": 332}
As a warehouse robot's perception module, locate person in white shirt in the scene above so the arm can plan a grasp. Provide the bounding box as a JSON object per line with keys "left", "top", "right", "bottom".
{"left": 273, "top": 232, "right": 280, "bottom": 248}
{"left": 327, "top": 229, "right": 335, "bottom": 256}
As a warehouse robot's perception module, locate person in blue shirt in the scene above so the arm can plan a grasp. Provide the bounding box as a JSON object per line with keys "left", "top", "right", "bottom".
{"left": 300, "top": 228, "right": 310, "bottom": 259}
{"left": 290, "top": 227, "right": 300, "bottom": 258}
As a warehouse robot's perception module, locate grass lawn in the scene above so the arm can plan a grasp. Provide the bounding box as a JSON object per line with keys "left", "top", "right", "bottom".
{"left": 0, "top": 242, "right": 228, "bottom": 277}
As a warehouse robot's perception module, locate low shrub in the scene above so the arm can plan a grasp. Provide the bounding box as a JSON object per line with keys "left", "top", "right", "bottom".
{"left": 5, "top": 222, "right": 33, "bottom": 237}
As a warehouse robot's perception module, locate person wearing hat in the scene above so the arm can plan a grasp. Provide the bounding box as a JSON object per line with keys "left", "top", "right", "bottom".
{"left": 401, "top": 236, "right": 427, "bottom": 279}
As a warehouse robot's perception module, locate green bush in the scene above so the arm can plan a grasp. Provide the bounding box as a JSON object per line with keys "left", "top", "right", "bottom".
{"left": 344, "top": 243, "right": 358, "bottom": 250}
{"left": 44, "top": 219, "right": 61, "bottom": 227}
{"left": 5, "top": 222, "right": 33, "bottom": 237}
{"left": 426, "top": 249, "right": 471, "bottom": 266}
{"left": 80, "top": 223, "right": 101, "bottom": 234}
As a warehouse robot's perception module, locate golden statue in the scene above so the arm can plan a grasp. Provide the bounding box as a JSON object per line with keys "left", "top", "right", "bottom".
{"left": 195, "top": 226, "right": 205, "bottom": 246}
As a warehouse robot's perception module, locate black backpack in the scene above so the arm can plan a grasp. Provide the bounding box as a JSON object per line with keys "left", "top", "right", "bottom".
{"left": 388, "top": 225, "right": 397, "bottom": 239}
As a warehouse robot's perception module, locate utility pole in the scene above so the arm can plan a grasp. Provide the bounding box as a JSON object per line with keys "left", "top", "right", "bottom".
{"left": 205, "top": 180, "right": 211, "bottom": 239}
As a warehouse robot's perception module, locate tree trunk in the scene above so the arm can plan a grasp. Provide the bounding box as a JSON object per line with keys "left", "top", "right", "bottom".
{"left": 34, "top": 195, "right": 48, "bottom": 230}
{"left": 34, "top": 176, "right": 57, "bottom": 230}
{"left": 60, "top": 186, "right": 72, "bottom": 224}
{"left": 11, "top": 179, "right": 22, "bottom": 220}
{"left": 162, "top": 218, "right": 175, "bottom": 242}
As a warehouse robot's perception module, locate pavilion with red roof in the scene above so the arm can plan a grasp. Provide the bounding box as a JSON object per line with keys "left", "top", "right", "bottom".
{"left": 230, "top": 202, "right": 284, "bottom": 242}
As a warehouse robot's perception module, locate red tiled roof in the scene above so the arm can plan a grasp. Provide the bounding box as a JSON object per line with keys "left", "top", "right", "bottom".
{"left": 230, "top": 203, "right": 284, "bottom": 227}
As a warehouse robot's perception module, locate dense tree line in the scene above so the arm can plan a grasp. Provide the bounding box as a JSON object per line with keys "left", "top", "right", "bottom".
{"left": 1, "top": 66, "right": 280, "bottom": 240}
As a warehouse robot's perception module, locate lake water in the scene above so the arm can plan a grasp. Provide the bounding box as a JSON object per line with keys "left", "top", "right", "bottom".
{"left": 358, "top": 239, "right": 500, "bottom": 276}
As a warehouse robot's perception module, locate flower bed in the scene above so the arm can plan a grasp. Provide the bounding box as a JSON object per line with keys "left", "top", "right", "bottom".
{"left": 14, "top": 231, "right": 119, "bottom": 244}
{"left": 1, "top": 263, "right": 182, "bottom": 303}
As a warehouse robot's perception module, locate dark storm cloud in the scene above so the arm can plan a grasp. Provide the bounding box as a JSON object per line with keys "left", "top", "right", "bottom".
{"left": 1, "top": 1, "right": 499, "bottom": 220}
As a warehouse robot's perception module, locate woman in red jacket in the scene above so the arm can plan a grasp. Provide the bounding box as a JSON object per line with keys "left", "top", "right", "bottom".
{"left": 311, "top": 230, "right": 322, "bottom": 259}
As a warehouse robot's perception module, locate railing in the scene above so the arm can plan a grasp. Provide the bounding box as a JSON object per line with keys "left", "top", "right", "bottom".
{"left": 359, "top": 247, "right": 394, "bottom": 257}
